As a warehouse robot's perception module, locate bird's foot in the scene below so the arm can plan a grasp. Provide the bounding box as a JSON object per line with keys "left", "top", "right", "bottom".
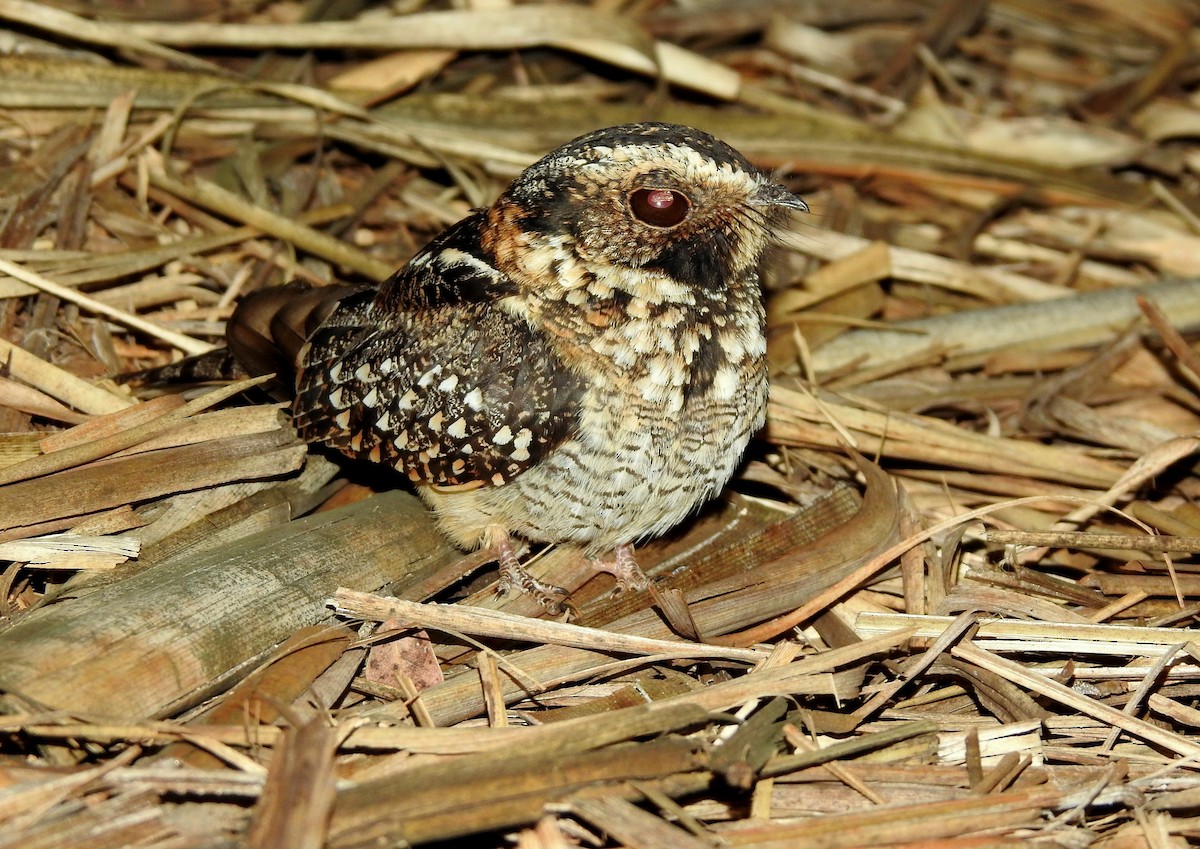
{"left": 590, "top": 543, "right": 650, "bottom": 593}
{"left": 495, "top": 538, "right": 569, "bottom": 613}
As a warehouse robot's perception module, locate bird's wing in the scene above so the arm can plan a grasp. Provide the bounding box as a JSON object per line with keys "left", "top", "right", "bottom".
{"left": 293, "top": 212, "right": 585, "bottom": 488}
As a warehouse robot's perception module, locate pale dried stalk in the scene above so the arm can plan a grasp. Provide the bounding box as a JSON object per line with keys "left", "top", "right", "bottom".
{"left": 0, "top": 490, "right": 453, "bottom": 719}
{"left": 0, "top": 376, "right": 271, "bottom": 487}
{"left": 0, "top": 337, "right": 132, "bottom": 416}
{"left": 146, "top": 169, "right": 394, "bottom": 282}
{"left": 953, "top": 643, "right": 1200, "bottom": 758}
{"left": 0, "top": 257, "right": 214, "bottom": 355}
{"left": 114, "top": 8, "right": 741, "bottom": 100}
{"left": 0, "top": 376, "right": 89, "bottom": 425}
{"left": 768, "top": 385, "right": 1126, "bottom": 488}
{"left": 857, "top": 612, "right": 1200, "bottom": 657}
{"left": 936, "top": 719, "right": 1044, "bottom": 766}
{"left": 331, "top": 590, "right": 767, "bottom": 663}
{"left": 805, "top": 273, "right": 1200, "bottom": 375}
{"left": 0, "top": 204, "right": 356, "bottom": 296}
{"left": 0, "top": 430, "right": 306, "bottom": 533}
{"left": 570, "top": 796, "right": 711, "bottom": 849}
{"left": 781, "top": 228, "right": 1067, "bottom": 305}
{"left": 0, "top": 533, "right": 140, "bottom": 570}
{"left": 988, "top": 528, "right": 1200, "bottom": 553}
{"left": 8, "top": 719, "right": 531, "bottom": 754}
{"left": 0, "top": 0, "right": 222, "bottom": 71}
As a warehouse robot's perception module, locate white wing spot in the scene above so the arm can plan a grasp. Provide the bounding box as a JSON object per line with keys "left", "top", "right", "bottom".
{"left": 447, "top": 417, "right": 467, "bottom": 438}
{"left": 493, "top": 425, "right": 513, "bottom": 445}
{"left": 437, "top": 373, "right": 459, "bottom": 392}
{"left": 417, "top": 366, "right": 442, "bottom": 388}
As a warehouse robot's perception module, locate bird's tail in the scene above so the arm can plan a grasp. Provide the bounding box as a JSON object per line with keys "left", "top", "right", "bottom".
{"left": 121, "top": 282, "right": 362, "bottom": 395}
{"left": 226, "top": 281, "right": 363, "bottom": 386}
{"left": 119, "top": 347, "right": 247, "bottom": 388}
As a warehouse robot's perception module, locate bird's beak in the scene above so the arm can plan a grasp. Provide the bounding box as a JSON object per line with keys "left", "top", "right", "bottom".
{"left": 751, "top": 180, "right": 808, "bottom": 212}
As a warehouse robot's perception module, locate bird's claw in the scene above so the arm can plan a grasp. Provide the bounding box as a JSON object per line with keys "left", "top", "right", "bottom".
{"left": 590, "top": 543, "right": 650, "bottom": 593}
{"left": 496, "top": 541, "right": 570, "bottom": 613}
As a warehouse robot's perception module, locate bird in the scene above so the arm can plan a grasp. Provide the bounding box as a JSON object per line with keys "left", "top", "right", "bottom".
{"left": 224, "top": 122, "right": 807, "bottom": 608}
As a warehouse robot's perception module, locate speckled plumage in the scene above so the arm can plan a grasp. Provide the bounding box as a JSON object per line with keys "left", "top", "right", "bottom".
{"left": 228, "top": 122, "right": 805, "bottom": 590}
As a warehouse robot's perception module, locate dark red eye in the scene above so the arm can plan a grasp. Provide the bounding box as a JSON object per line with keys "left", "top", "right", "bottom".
{"left": 629, "top": 188, "right": 690, "bottom": 228}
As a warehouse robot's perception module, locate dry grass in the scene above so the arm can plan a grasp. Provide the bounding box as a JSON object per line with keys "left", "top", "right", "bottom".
{"left": 3, "top": 1, "right": 1200, "bottom": 847}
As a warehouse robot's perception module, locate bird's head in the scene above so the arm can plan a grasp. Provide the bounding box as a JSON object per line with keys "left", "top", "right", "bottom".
{"left": 487, "top": 123, "right": 806, "bottom": 307}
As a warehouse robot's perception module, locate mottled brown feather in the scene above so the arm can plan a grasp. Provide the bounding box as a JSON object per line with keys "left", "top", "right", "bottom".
{"left": 221, "top": 122, "right": 804, "bottom": 560}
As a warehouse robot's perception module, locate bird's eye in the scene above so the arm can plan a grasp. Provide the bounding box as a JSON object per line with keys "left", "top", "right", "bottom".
{"left": 629, "top": 188, "right": 690, "bottom": 228}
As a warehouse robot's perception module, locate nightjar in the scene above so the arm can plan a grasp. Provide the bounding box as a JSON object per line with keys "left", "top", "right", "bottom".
{"left": 226, "top": 123, "right": 806, "bottom": 606}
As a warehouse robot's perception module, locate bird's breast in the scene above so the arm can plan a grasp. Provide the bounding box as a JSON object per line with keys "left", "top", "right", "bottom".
{"left": 424, "top": 298, "right": 769, "bottom": 553}
{"left": 483, "top": 358, "right": 767, "bottom": 553}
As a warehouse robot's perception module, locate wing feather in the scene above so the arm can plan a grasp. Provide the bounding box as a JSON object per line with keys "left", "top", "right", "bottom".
{"left": 293, "top": 211, "right": 583, "bottom": 487}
